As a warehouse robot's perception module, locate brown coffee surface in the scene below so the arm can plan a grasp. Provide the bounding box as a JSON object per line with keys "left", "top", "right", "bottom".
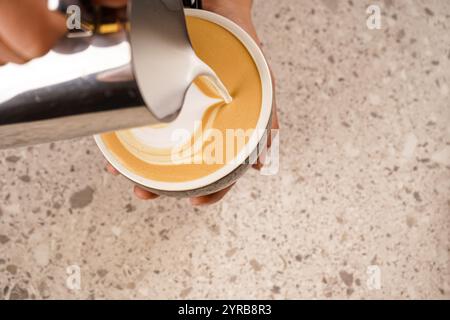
{"left": 100, "top": 16, "right": 262, "bottom": 182}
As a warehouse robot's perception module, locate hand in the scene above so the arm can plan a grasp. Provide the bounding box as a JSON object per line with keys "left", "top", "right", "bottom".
{"left": 107, "top": 0, "right": 279, "bottom": 205}
{"left": 202, "top": 0, "right": 280, "bottom": 171}
{"left": 0, "top": 0, "right": 278, "bottom": 205}
{"left": 0, "top": 0, "right": 127, "bottom": 65}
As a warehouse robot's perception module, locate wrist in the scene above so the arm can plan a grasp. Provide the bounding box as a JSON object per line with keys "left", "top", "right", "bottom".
{"left": 202, "top": 0, "right": 258, "bottom": 42}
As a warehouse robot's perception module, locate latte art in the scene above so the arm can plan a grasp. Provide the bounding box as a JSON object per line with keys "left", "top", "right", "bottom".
{"left": 115, "top": 77, "right": 224, "bottom": 165}
{"left": 100, "top": 16, "right": 262, "bottom": 183}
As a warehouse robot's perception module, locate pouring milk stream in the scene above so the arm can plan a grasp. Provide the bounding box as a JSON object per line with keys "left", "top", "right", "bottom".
{"left": 127, "top": 0, "right": 232, "bottom": 149}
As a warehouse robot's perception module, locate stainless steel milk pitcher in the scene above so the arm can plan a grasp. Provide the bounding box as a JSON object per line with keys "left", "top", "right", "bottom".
{"left": 0, "top": 0, "right": 204, "bottom": 149}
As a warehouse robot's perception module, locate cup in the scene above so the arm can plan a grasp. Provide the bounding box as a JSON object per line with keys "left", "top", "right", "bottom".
{"left": 95, "top": 8, "right": 273, "bottom": 198}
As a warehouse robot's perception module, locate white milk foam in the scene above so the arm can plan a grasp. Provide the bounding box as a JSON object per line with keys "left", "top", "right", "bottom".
{"left": 116, "top": 81, "right": 223, "bottom": 160}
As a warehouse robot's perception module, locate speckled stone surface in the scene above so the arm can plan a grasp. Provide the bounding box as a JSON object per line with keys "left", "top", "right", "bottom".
{"left": 0, "top": 0, "right": 449, "bottom": 299}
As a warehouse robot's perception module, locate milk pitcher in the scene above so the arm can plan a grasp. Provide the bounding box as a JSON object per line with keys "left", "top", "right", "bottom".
{"left": 0, "top": 0, "right": 219, "bottom": 150}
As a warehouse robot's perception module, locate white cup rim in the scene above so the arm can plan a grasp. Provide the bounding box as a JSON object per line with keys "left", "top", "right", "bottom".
{"left": 95, "top": 8, "right": 273, "bottom": 192}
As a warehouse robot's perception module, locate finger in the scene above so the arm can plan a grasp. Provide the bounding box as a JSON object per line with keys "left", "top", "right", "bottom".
{"left": 0, "top": 51, "right": 6, "bottom": 65}
{"left": 0, "top": 38, "right": 27, "bottom": 64}
{"left": 253, "top": 148, "right": 266, "bottom": 170}
{"left": 105, "top": 163, "right": 120, "bottom": 176}
{"left": 105, "top": 163, "right": 160, "bottom": 200}
{"left": 267, "top": 68, "right": 280, "bottom": 150}
{"left": 134, "top": 185, "right": 160, "bottom": 200}
{"left": 253, "top": 101, "right": 279, "bottom": 170}
{"left": 190, "top": 184, "right": 235, "bottom": 206}
{"left": 267, "top": 101, "right": 280, "bottom": 149}
{"left": 0, "top": 0, "right": 66, "bottom": 61}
